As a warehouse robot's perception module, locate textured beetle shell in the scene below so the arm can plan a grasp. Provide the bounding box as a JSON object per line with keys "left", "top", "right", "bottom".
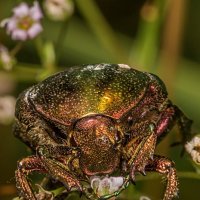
{"left": 29, "top": 64, "right": 151, "bottom": 125}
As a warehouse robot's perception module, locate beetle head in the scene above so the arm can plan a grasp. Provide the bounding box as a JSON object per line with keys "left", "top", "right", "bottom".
{"left": 73, "top": 115, "right": 121, "bottom": 176}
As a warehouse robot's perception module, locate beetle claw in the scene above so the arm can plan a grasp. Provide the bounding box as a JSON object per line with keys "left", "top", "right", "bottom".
{"left": 149, "top": 154, "right": 154, "bottom": 161}
{"left": 78, "top": 189, "right": 83, "bottom": 198}
{"left": 140, "top": 170, "right": 146, "bottom": 176}
{"left": 131, "top": 179, "right": 136, "bottom": 185}
{"left": 66, "top": 182, "right": 82, "bottom": 194}
{"left": 75, "top": 185, "right": 83, "bottom": 194}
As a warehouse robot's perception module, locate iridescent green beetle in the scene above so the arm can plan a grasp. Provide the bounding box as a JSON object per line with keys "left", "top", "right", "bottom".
{"left": 14, "top": 64, "right": 192, "bottom": 200}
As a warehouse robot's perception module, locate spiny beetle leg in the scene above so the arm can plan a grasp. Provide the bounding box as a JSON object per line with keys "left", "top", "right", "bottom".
{"left": 15, "top": 156, "right": 46, "bottom": 200}
{"left": 145, "top": 155, "right": 179, "bottom": 200}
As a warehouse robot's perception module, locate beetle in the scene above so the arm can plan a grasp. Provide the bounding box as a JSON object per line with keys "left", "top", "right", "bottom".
{"left": 14, "top": 64, "right": 192, "bottom": 200}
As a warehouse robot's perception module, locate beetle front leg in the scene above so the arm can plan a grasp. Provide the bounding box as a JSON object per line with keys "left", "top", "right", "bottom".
{"left": 16, "top": 146, "right": 82, "bottom": 200}
{"left": 123, "top": 123, "right": 157, "bottom": 180}
{"left": 36, "top": 145, "right": 82, "bottom": 192}
{"left": 145, "top": 155, "right": 179, "bottom": 200}
{"left": 15, "top": 156, "right": 48, "bottom": 200}
{"left": 175, "top": 105, "right": 193, "bottom": 143}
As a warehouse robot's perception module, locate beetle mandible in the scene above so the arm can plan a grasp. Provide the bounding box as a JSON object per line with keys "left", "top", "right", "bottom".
{"left": 14, "top": 64, "right": 192, "bottom": 200}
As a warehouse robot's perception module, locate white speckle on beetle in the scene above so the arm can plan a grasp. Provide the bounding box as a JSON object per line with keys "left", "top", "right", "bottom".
{"left": 93, "top": 64, "right": 107, "bottom": 70}
{"left": 81, "top": 65, "right": 94, "bottom": 72}
{"left": 81, "top": 64, "right": 110, "bottom": 72}
{"left": 118, "top": 64, "right": 131, "bottom": 69}
{"left": 76, "top": 74, "right": 81, "bottom": 79}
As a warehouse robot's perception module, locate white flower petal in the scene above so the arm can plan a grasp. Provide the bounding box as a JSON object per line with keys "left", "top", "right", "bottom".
{"left": 30, "top": 1, "right": 43, "bottom": 20}
{"left": 27, "top": 23, "right": 43, "bottom": 39}
{"left": 185, "top": 142, "right": 193, "bottom": 153}
{"left": 110, "top": 177, "right": 124, "bottom": 188}
{"left": 11, "top": 29, "right": 27, "bottom": 41}
{"left": 191, "top": 150, "right": 196, "bottom": 158}
{"left": 99, "top": 177, "right": 111, "bottom": 188}
{"left": 91, "top": 177, "right": 102, "bottom": 194}
{"left": 185, "top": 135, "right": 200, "bottom": 164}
{"left": 194, "top": 136, "right": 200, "bottom": 146}
{"left": 0, "top": 18, "right": 9, "bottom": 27}
{"left": 90, "top": 176, "right": 124, "bottom": 196}
{"left": 13, "top": 3, "right": 29, "bottom": 17}
{"left": 6, "top": 17, "right": 17, "bottom": 33}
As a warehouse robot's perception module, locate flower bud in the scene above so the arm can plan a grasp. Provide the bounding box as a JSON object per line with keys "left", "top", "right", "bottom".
{"left": 44, "top": 0, "right": 74, "bottom": 21}
{"left": 185, "top": 135, "right": 200, "bottom": 166}
{"left": 0, "top": 45, "right": 15, "bottom": 70}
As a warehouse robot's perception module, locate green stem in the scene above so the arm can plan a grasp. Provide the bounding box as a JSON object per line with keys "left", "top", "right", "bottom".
{"left": 35, "top": 36, "right": 44, "bottom": 65}
{"left": 51, "top": 186, "right": 65, "bottom": 197}
{"left": 10, "top": 42, "right": 23, "bottom": 56}
{"left": 178, "top": 171, "right": 200, "bottom": 180}
{"left": 35, "top": 37, "right": 57, "bottom": 80}
{"left": 55, "top": 20, "right": 69, "bottom": 61}
{"left": 129, "top": 0, "right": 168, "bottom": 71}
{"left": 75, "top": 0, "right": 129, "bottom": 63}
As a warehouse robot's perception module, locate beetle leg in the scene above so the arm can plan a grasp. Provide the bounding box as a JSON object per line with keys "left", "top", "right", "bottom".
{"left": 145, "top": 155, "right": 179, "bottom": 200}
{"left": 16, "top": 145, "right": 82, "bottom": 200}
{"left": 156, "top": 102, "right": 193, "bottom": 144}
{"left": 36, "top": 144, "right": 79, "bottom": 161}
{"left": 123, "top": 123, "right": 157, "bottom": 180}
{"left": 36, "top": 145, "right": 82, "bottom": 192}
{"left": 174, "top": 105, "right": 193, "bottom": 143}
{"left": 15, "top": 156, "right": 47, "bottom": 200}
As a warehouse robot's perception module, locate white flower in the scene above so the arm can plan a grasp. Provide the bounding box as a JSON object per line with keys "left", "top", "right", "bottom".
{"left": 0, "top": 45, "right": 14, "bottom": 70}
{"left": 1, "top": 1, "right": 43, "bottom": 41}
{"left": 44, "top": 0, "right": 74, "bottom": 21}
{"left": 185, "top": 135, "right": 200, "bottom": 164}
{"left": 90, "top": 176, "right": 124, "bottom": 197}
{"left": 0, "top": 96, "right": 16, "bottom": 124}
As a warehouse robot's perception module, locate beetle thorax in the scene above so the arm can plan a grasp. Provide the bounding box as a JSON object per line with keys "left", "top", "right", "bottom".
{"left": 73, "top": 115, "right": 120, "bottom": 176}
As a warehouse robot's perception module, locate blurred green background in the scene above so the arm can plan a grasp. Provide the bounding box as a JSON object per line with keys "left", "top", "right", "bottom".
{"left": 0, "top": 0, "right": 200, "bottom": 199}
